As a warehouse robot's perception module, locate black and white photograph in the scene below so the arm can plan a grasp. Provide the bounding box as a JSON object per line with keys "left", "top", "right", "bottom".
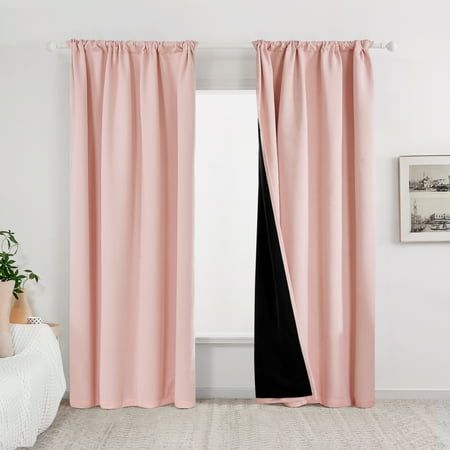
{"left": 409, "top": 165, "right": 450, "bottom": 192}
{"left": 410, "top": 197, "right": 450, "bottom": 233}
{"left": 400, "top": 156, "right": 450, "bottom": 241}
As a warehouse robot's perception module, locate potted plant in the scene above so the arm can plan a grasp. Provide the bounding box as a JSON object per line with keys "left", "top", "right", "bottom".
{"left": 0, "top": 230, "right": 39, "bottom": 324}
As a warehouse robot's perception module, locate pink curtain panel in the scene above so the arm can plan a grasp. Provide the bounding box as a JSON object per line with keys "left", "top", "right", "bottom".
{"left": 69, "top": 40, "right": 197, "bottom": 409}
{"left": 253, "top": 40, "right": 375, "bottom": 408}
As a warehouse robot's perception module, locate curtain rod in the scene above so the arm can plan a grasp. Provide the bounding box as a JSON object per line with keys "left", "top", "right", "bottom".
{"left": 47, "top": 41, "right": 397, "bottom": 52}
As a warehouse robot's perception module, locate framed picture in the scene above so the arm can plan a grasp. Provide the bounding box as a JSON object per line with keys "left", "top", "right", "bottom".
{"left": 399, "top": 155, "right": 450, "bottom": 242}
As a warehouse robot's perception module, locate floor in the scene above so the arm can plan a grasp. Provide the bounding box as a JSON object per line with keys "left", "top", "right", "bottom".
{"left": 26, "top": 399, "right": 450, "bottom": 449}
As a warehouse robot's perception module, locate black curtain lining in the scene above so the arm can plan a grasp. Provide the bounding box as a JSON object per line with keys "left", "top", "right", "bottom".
{"left": 254, "top": 126, "right": 312, "bottom": 399}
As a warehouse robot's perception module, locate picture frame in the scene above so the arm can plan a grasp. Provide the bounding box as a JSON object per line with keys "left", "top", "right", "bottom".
{"left": 399, "top": 155, "right": 450, "bottom": 242}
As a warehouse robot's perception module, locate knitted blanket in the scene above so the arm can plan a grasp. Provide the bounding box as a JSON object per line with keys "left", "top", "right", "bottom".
{"left": 0, "top": 324, "right": 66, "bottom": 449}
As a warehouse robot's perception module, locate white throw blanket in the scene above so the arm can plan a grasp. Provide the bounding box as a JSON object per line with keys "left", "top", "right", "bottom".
{"left": 0, "top": 324, "right": 66, "bottom": 450}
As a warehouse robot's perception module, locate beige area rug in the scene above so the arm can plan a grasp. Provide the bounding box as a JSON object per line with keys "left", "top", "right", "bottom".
{"left": 25, "top": 399, "right": 450, "bottom": 449}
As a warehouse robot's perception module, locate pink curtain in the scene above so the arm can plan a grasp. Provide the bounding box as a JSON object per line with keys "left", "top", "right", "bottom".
{"left": 69, "top": 40, "right": 197, "bottom": 409}
{"left": 254, "top": 40, "right": 375, "bottom": 407}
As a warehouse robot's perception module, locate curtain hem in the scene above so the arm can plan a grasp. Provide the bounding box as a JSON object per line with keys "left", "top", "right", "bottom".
{"left": 70, "top": 398, "right": 196, "bottom": 409}
{"left": 256, "top": 397, "right": 375, "bottom": 408}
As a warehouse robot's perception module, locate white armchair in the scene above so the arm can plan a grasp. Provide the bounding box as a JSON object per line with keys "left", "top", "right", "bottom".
{"left": 0, "top": 324, "right": 66, "bottom": 450}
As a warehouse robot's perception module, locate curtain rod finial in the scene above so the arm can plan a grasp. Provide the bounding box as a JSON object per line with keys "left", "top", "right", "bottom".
{"left": 385, "top": 41, "right": 398, "bottom": 52}
{"left": 47, "top": 41, "right": 58, "bottom": 52}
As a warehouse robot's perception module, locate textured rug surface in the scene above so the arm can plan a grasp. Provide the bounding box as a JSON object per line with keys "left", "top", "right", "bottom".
{"left": 23, "top": 399, "right": 450, "bottom": 449}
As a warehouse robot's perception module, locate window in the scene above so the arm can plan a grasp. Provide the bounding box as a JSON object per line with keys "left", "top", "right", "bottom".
{"left": 195, "top": 91, "right": 258, "bottom": 337}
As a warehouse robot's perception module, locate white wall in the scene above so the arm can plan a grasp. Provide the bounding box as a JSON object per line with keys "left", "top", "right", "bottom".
{"left": 1, "top": 0, "right": 450, "bottom": 397}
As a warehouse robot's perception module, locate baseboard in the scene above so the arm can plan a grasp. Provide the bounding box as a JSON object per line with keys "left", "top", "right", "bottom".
{"left": 64, "top": 388, "right": 450, "bottom": 401}
{"left": 64, "top": 388, "right": 254, "bottom": 401}
{"left": 196, "top": 387, "right": 254, "bottom": 399}
{"left": 197, "top": 388, "right": 450, "bottom": 400}
{"left": 376, "top": 389, "right": 450, "bottom": 399}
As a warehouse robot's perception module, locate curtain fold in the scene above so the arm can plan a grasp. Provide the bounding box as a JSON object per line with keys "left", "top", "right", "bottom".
{"left": 69, "top": 39, "right": 197, "bottom": 409}
{"left": 253, "top": 40, "right": 375, "bottom": 408}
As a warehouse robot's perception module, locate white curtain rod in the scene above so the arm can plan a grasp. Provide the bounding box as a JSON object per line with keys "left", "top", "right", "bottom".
{"left": 47, "top": 41, "right": 397, "bottom": 52}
